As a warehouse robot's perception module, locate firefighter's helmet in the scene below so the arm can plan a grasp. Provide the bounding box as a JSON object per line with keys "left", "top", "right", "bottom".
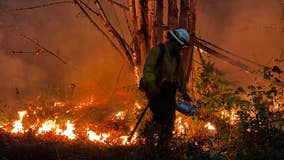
{"left": 168, "top": 28, "right": 190, "bottom": 47}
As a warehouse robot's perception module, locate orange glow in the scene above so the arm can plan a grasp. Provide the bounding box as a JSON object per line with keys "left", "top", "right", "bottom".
{"left": 61, "top": 120, "right": 76, "bottom": 140}
{"left": 11, "top": 110, "right": 27, "bottom": 134}
{"left": 115, "top": 111, "right": 126, "bottom": 120}
{"left": 204, "top": 122, "right": 216, "bottom": 131}
{"left": 86, "top": 129, "right": 110, "bottom": 144}
{"left": 38, "top": 120, "right": 59, "bottom": 134}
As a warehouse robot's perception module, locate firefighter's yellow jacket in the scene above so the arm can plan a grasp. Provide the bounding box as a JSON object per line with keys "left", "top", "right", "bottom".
{"left": 143, "top": 44, "right": 187, "bottom": 97}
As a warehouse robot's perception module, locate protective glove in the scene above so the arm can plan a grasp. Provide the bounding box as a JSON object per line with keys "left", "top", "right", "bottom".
{"left": 182, "top": 93, "right": 192, "bottom": 102}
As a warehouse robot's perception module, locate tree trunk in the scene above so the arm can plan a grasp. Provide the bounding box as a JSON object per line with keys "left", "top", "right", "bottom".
{"left": 167, "top": 0, "right": 178, "bottom": 29}
{"left": 179, "top": 0, "right": 189, "bottom": 28}
{"left": 147, "top": 0, "right": 157, "bottom": 49}
{"left": 185, "top": 0, "right": 196, "bottom": 82}
{"left": 129, "top": 0, "right": 141, "bottom": 65}
{"left": 156, "top": 0, "right": 164, "bottom": 43}
{"left": 135, "top": 0, "right": 148, "bottom": 65}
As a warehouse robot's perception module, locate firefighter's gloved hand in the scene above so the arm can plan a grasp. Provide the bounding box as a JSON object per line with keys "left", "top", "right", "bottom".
{"left": 182, "top": 93, "right": 192, "bottom": 102}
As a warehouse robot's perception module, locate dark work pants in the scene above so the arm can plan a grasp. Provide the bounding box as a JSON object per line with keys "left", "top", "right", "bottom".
{"left": 146, "top": 84, "right": 177, "bottom": 149}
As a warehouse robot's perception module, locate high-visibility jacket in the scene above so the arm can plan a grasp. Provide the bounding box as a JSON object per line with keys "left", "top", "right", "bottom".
{"left": 143, "top": 43, "right": 187, "bottom": 97}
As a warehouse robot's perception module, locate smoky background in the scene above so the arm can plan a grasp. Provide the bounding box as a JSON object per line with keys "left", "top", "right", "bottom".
{"left": 0, "top": 0, "right": 283, "bottom": 108}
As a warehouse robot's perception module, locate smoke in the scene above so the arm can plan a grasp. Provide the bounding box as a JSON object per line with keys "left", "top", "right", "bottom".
{"left": 0, "top": 0, "right": 134, "bottom": 106}
{"left": 197, "top": 0, "right": 284, "bottom": 85}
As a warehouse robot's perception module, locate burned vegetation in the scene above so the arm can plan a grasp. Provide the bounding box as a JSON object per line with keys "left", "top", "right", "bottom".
{"left": 0, "top": 0, "right": 284, "bottom": 160}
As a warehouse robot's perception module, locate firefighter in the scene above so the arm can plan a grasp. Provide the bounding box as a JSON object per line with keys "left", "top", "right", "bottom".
{"left": 141, "top": 28, "right": 194, "bottom": 151}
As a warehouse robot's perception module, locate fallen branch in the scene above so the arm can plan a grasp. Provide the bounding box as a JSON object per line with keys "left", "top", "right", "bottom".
{"left": 195, "top": 40, "right": 252, "bottom": 73}
{"left": 8, "top": 1, "right": 74, "bottom": 11}
{"left": 196, "top": 37, "right": 266, "bottom": 68}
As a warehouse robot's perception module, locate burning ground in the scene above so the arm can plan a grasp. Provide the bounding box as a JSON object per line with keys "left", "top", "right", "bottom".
{"left": 0, "top": 91, "right": 226, "bottom": 160}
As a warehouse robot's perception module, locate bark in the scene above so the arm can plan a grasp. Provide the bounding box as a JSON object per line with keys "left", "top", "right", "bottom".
{"left": 156, "top": 0, "right": 164, "bottom": 43}
{"left": 147, "top": 0, "right": 157, "bottom": 49}
{"left": 185, "top": 0, "right": 196, "bottom": 82}
{"left": 129, "top": 0, "right": 141, "bottom": 65}
{"left": 179, "top": 0, "right": 189, "bottom": 28}
{"left": 167, "top": 0, "right": 178, "bottom": 29}
{"left": 135, "top": 0, "right": 148, "bottom": 65}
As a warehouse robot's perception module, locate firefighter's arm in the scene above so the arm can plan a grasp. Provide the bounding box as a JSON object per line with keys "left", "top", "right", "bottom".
{"left": 143, "top": 46, "right": 161, "bottom": 97}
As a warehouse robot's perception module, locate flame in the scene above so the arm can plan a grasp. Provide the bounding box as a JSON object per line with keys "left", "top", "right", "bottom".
{"left": 204, "top": 122, "right": 216, "bottom": 131}
{"left": 60, "top": 120, "right": 76, "bottom": 140}
{"left": 134, "top": 66, "right": 140, "bottom": 85}
{"left": 38, "top": 120, "right": 59, "bottom": 134}
{"left": 120, "top": 132, "right": 137, "bottom": 145}
{"left": 54, "top": 102, "right": 65, "bottom": 107}
{"left": 11, "top": 110, "right": 27, "bottom": 134}
{"left": 86, "top": 129, "right": 110, "bottom": 144}
{"left": 175, "top": 116, "right": 185, "bottom": 135}
{"left": 220, "top": 108, "right": 239, "bottom": 125}
{"left": 134, "top": 101, "right": 142, "bottom": 110}
{"left": 115, "top": 111, "right": 126, "bottom": 120}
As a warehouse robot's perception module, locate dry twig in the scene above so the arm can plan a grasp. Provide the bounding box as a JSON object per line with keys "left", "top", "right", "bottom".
{"left": 8, "top": 1, "right": 74, "bottom": 11}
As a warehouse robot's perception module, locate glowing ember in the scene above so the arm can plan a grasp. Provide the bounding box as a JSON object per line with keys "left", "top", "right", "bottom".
{"left": 11, "top": 110, "right": 27, "bottom": 134}
{"left": 220, "top": 109, "right": 239, "bottom": 125}
{"left": 175, "top": 116, "right": 185, "bottom": 135}
{"left": 120, "top": 132, "right": 137, "bottom": 145}
{"left": 53, "top": 102, "right": 65, "bottom": 107}
{"left": 134, "top": 101, "right": 142, "bottom": 110}
{"left": 115, "top": 111, "right": 126, "bottom": 120}
{"left": 204, "top": 122, "right": 216, "bottom": 131}
{"left": 61, "top": 120, "right": 76, "bottom": 140}
{"left": 134, "top": 66, "right": 140, "bottom": 85}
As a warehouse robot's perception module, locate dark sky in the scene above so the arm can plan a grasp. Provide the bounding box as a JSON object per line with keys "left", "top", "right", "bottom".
{"left": 0, "top": 0, "right": 283, "bottom": 105}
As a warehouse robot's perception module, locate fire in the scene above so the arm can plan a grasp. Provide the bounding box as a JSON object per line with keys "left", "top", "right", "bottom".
{"left": 38, "top": 120, "right": 58, "bottom": 134}
{"left": 11, "top": 110, "right": 27, "bottom": 134}
{"left": 53, "top": 101, "right": 65, "bottom": 107}
{"left": 60, "top": 120, "right": 76, "bottom": 140}
{"left": 134, "top": 101, "right": 142, "bottom": 110}
{"left": 134, "top": 66, "right": 140, "bottom": 85}
{"left": 115, "top": 111, "right": 126, "bottom": 120}
{"left": 120, "top": 132, "right": 137, "bottom": 145}
{"left": 175, "top": 116, "right": 185, "bottom": 135}
{"left": 204, "top": 122, "right": 216, "bottom": 131}
{"left": 220, "top": 108, "right": 239, "bottom": 125}
{"left": 86, "top": 129, "right": 110, "bottom": 144}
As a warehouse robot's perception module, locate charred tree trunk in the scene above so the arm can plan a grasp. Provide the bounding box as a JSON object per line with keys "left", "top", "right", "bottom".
{"left": 179, "top": 0, "right": 189, "bottom": 28}
{"left": 129, "top": 0, "right": 141, "bottom": 65}
{"left": 156, "top": 0, "right": 164, "bottom": 43}
{"left": 185, "top": 0, "right": 196, "bottom": 82}
{"left": 147, "top": 0, "right": 157, "bottom": 49}
{"left": 135, "top": 0, "right": 148, "bottom": 65}
{"left": 167, "top": 0, "right": 178, "bottom": 29}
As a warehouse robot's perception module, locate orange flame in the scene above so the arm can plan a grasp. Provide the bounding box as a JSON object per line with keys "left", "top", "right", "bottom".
{"left": 204, "top": 122, "right": 216, "bottom": 131}
{"left": 11, "top": 110, "right": 27, "bottom": 134}
{"left": 60, "top": 120, "right": 76, "bottom": 140}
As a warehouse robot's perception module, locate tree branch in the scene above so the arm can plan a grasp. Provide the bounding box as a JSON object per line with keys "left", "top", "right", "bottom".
{"left": 20, "top": 34, "right": 67, "bottom": 64}
{"left": 73, "top": 0, "right": 127, "bottom": 62}
{"left": 8, "top": 1, "right": 74, "bottom": 11}
{"left": 106, "top": 0, "right": 129, "bottom": 11}
{"left": 94, "top": 0, "right": 134, "bottom": 66}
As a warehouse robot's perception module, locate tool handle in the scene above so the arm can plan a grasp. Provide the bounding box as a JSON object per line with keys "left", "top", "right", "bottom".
{"left": 127, "top": 104, "right": 150, "bottom": 142}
